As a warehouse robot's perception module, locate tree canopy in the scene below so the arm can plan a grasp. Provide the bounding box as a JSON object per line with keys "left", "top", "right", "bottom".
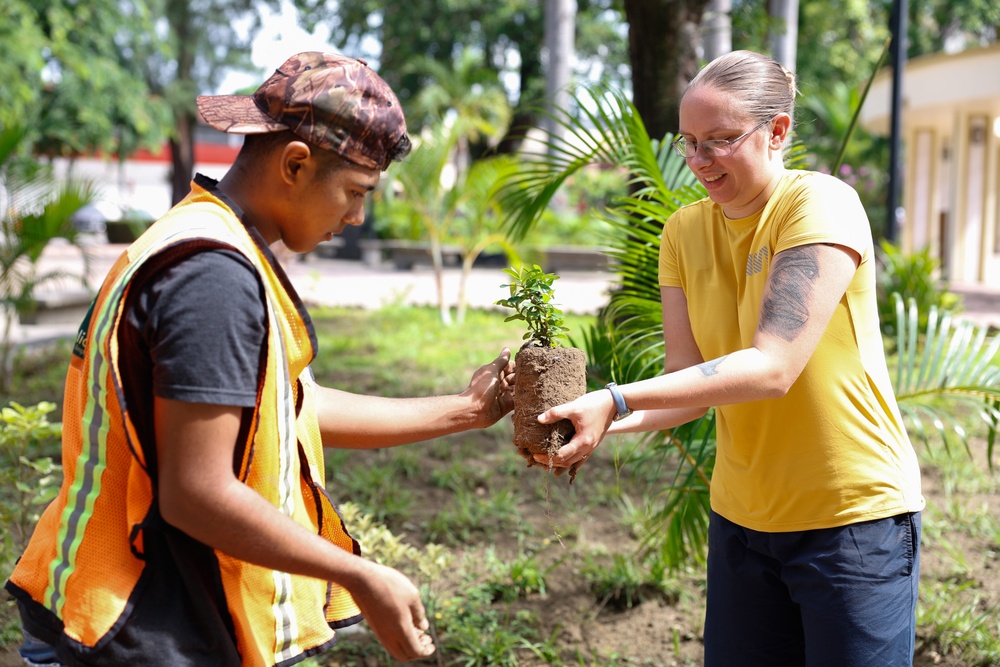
{"left": 293, "top": 0, "right": 630, "bottom": 142}
{"left": 2, "top": 0, "right": 285, "bottom": 203}
{"left": 0, "top": 0, "right": 171, "bottom": 159}
{"left": 4, "top": 0, "right": 997, "bottom": 202}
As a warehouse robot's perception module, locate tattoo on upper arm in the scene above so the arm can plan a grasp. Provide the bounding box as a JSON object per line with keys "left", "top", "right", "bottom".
{"left": 759, "top": 245, "right": 820, "bottom": 342}
{"left": 698, "top": 355, "right": 728, "bottom": 377}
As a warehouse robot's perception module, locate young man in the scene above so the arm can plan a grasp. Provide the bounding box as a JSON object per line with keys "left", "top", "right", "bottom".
{"left": 6, "top": 52, "right": 514, "bottom": 666}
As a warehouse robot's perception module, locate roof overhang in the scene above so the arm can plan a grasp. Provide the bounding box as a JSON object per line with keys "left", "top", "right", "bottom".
{"left": 859, "top": 43, "right": 1000, "bottom": 136}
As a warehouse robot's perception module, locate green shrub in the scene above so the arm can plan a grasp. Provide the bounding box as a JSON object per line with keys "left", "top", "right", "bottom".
{"left": 0, "top": 401, "right": 62, "bottom": 561}
{"left": 435, "top": 585, "right": 543, "bottom": 667}
{"left": 876, "top": 240, "right": 962, "bottom": 337}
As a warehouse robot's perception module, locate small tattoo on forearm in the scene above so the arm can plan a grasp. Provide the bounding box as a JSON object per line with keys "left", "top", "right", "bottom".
{"left": 698, "top": 356, "right": 728, "bottom": 377}
{"left": 759, "top": 246, "right": 819, "bottom": 342}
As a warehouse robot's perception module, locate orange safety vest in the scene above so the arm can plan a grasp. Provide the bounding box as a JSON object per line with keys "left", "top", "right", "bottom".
{"left": 6, "top": 181, "right": 362, "bottom": 666}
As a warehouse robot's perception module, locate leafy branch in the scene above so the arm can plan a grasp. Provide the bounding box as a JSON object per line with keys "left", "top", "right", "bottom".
{"left": 495, "top": 265, "right": 569, "bottom": 348}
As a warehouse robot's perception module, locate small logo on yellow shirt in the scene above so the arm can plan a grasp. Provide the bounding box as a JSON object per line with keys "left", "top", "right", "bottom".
{"left": 746, "top": 246, "right": 770, "bottom": 277}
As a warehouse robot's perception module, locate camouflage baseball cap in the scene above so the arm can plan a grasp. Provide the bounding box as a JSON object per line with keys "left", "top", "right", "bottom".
{"left": 196, "top": 52, "right": 410, "bottom": 171}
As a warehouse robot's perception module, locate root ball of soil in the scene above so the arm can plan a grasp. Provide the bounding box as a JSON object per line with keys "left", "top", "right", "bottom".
{"left": 513, "top": 345, "right": 588, "bottom": 460}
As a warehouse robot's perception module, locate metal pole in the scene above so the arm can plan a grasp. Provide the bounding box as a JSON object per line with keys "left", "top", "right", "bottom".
{"left": 886, "top": 0, "right": 907, "bottom": 243}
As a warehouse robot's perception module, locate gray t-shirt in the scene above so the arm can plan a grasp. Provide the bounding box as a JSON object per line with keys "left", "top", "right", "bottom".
{"left": 119, "top": 248, "right": 267, "bottom": 451}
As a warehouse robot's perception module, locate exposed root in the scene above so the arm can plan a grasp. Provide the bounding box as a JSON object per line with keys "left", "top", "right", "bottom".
{"left": 544, "top": 450, "right": 566, "bottom": 548}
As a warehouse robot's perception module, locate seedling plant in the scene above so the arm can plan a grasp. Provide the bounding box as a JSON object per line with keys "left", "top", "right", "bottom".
{"left": 496, "top": 264, "right": 569, "bottom": 348}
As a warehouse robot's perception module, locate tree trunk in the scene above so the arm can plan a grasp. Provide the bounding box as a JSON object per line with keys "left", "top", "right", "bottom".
{"left": 457, "top": 256, "right": 474, "bottom": 325}
{"left": 768, "top": 0, "right": 800, "bottom": 73}
{"left": 170, "top": 112, "right": 196, "bottom": 205}
{"left": 543, "top": 0, "right": 576, "bottom": 149}
{"left": 497, "top": 25, "right": 544, "bottom": 155}
{"left": 623, "top": 0, "right": 711, "bottom": 140}
{"left": 702, "top": 0, "right": 732, "bottom": 63}
{"left": 168, "top": 0, "right": 197, "bottom": 205}
{"left": 429, "top": 237, "right": 452, "bottom": 325}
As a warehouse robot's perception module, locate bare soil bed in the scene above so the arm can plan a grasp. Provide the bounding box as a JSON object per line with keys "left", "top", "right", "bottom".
{"left": 2, "top": 430, "right": 997, "bottom": 667}
{"left": 2, "top": 303, "right": 997, "bottom": 667}
{"left": 311, "top": 429, "right": 999, "bottom": 667}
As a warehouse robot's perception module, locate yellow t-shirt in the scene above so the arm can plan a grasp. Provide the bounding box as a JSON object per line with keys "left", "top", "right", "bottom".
{"left": 658, "top": 170, "right": 924, "bottom": 532}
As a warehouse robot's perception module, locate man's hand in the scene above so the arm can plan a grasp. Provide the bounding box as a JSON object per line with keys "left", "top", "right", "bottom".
{"left": 345, "top": 561, "right": 436, "bottom": 662}
{"left": 462, "top": 347, "right": 515, "bottom": 427}
{"left": 154, "top": 398, "right": 437, "bottom": 661}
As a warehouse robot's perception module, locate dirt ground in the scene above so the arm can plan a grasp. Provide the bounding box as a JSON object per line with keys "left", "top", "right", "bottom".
{"left": 2, "top": 433, "right": 997, "bottom": 667}
{"left": 455, "top": 448, "right": 994, "bottom": 666}
{"left": 312, "top": 432, "right": 1000, "bottom": 666}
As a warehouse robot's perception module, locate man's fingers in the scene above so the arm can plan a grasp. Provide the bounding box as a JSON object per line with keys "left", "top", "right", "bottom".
{"left": 410, "top": 598, "right": 435, "bottom": 657}
{"left": 411, "top": 599, "right": 429, "bottom": 632}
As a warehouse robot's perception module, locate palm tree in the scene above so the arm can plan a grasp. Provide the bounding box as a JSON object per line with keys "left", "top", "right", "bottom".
{"left": 495, "top": 83, "right": 1000, "bottom": 568}
{"left": 385, "top": 125, "right": 456, "bottom": 324}
{"left": 891, "top": 295, "right": 1000, "bottom": 465}
{"left": 407, "top": 47, "right": 512, "bottom": 181}
{"left": 383, "top": 126, "right": 519, "bottom": 325}
{"left": 0, "top": 124, "right": 95, "bottom": 389}
{"left": 451, "top": 156, "right": 521, "bottom": 324}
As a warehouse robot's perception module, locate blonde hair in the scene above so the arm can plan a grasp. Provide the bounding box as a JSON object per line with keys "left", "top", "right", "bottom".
{"left": 686, "top": 50, "right": 798, "bottom": 131}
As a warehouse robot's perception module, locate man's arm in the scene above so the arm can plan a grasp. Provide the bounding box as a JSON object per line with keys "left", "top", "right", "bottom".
{"left": 315, "top": 348, "right": 514, "bottom": 449}
{"left": 153, "top": 397, "right": 434, "bottom": 661}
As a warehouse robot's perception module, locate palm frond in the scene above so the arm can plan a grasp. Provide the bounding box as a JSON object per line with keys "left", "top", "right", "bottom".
{"left": 892, "top": 293, "right": 1000, "bottom": 467}
{"left": 833, "top": 36, "right": 892, "bottom": 175}
{"left": 631, "top": 412, "right": 716, "bottom": 569}
{"left": 496, "top": 84, "right": 674, "bottom": 241}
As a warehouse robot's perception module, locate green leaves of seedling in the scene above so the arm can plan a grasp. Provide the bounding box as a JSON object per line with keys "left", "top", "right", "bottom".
{"left": 495, "top": 265, "right": 569, "bottom": 348}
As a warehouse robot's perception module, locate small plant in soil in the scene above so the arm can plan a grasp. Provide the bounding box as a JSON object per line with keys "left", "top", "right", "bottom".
{"left": 496, "top": 264, "right": 570, "bottom": 348}
{"left": 496, "top": 265, "right": 587, "bottom": 479}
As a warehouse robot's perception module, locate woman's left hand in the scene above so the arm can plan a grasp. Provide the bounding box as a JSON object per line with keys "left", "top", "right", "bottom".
{"left": 533, "top": 388, "right": 617, "bottom": 469}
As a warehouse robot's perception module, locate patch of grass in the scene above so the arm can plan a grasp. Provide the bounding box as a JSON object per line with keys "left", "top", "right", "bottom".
{"left": 0, "top": 340, "right": 73, "bottom": 415}
{"left": 310, "top": 305, "right": 594, "bottom": 398}
{"left": 434, "top": 585, "right": 546, "bottom": 667}
{"left": 327, "top": 451, "right": 415, "bottom": 526}
{"left": 430, "top": 460, "right": 490, "bottom": 491}
{"left": 479, "top": 546, "right": 563, "bottom": 603}
{"left": 424, "top": 487, "right": 528, "bottom": 546}
{"left": 917, "top": 579, "right": 1000, "bottom": 666}
{"left": 920, "top": 442, "right": 1000, "bottom": 497}
{"left": 581, "top": 551, "right": 680, "bottom": 612}
{"left": 1, "top": 597, "right": 23, "bottom": 646}
{"left": 426, "top": 430, "right": 502, "bottom": 461}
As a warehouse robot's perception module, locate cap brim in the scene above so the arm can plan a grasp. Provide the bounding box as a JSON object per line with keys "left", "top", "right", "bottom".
{"left": 196, "top": 95, "right": 289, "bottom": 135}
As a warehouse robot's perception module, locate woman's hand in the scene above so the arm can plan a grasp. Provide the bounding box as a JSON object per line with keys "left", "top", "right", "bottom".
{"left": 533, "top": 388, "right": 617, "bottom": 470}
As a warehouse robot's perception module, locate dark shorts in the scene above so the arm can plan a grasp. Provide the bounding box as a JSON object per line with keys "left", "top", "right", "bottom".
{"left": 704, "top": 510, "right": 921, "bottom": 667}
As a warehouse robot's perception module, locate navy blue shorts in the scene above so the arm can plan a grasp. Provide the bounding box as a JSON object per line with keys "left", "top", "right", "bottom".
{"left": 704, "top": 510, "right": 921, "bottom": 667}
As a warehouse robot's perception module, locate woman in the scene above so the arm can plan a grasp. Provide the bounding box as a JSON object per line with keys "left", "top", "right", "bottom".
{"left": 537, "top": 50, "right": 924, "bottom": 666}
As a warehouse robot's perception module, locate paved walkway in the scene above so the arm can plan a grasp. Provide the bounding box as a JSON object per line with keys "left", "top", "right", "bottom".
{"left": 6, "top": 241, "right": 616, "bottom": 347}
{"left": 7, "top": 240, "right": 1000, "bottom": 348}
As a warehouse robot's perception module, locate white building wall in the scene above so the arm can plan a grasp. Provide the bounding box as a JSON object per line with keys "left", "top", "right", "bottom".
{"left": 51, "top": 154, "right": 234, "bottom": 221}
{"left": 861, "top": 44, "right": 1000, "bottom": 287}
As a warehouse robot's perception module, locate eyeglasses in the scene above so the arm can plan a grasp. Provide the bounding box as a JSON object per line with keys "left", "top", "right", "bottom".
{"left": 670, "top": 118, "right": 775, "bottom": 159}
